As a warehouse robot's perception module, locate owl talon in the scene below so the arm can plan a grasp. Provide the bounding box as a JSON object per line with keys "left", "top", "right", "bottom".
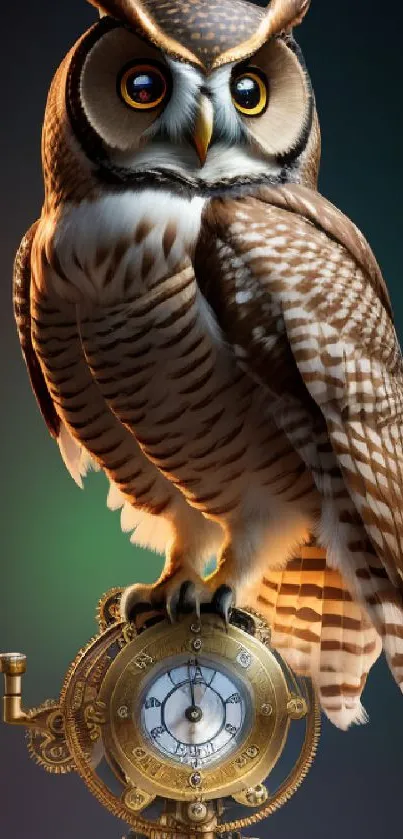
{"left": 121, "top": 575, "right": 206, "bottom": 625}
{"left": 121, "top": 580, "right": 235, "bottom": 626}
{"left": 167, "top": 581, "right": 198, "bottom": 622}
{"left": 206, "top": 584, "right": 235, "bottom": 626}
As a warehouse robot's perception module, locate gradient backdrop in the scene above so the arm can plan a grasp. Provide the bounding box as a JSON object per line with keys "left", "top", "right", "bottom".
{"left": 1, "top": 1, "right": 402, "bottom": 836}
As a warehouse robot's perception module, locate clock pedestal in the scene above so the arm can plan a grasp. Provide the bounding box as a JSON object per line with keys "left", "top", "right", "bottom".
{"left": 124, "top": 804, "right": 220, "bottom": 839}
{"left": 1, "top": 590, "right": 320, "bottom": 838}
{"left": 123, "top": 798, "right": 220, "bottom": 839}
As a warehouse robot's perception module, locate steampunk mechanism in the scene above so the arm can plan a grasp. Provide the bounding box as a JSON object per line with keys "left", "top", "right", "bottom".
{"left": 1, "top": 590, "right": 320, "bottom": 838}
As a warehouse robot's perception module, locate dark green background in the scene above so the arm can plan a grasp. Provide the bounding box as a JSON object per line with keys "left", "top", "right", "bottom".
{"left": 1, "top": 1, "right": 402, "bottom": 836}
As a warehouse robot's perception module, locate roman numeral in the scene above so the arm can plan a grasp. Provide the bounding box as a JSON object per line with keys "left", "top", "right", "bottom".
{"left": 151, "top": 726, "right": 166, "bottom": 740}
{"left": 225, "top": 723, "right": 237, "bottom": 735}
{"left": 145, "top": 697, "right": 161, "bottom": 709}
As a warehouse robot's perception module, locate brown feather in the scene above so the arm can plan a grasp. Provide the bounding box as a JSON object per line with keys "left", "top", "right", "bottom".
{"left": 88, "top": 0, "right": 310, "bottom": 71}
{"left": 248, "top": 542, "right": 382, "bottom": 728}
{"left": 88, "top": 0, "right": 264, "bottom": 69}
{"left": 13, "top": 223, "right": 60, "bottom": 438}
{"left": 197, "top": 184, "right": 403, "bottom": 696}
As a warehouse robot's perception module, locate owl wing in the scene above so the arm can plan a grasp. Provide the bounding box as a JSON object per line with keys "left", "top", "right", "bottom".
{"left": 198, "top": 184, "right": 403, "bottom": 588}
{"left": 13, "top": 225, "right": 100, "bottom": 487}
{"left": 23, "top": 224, "right": 222, "bottom": 557}
{"left": 14, "top": 223, "right": 60, "bottom": 439}
{"left": 15, "top": 223, "right": 173, "bottom": 545}
{"left": 248, "top": 541, "right": 382, "bottom": 729}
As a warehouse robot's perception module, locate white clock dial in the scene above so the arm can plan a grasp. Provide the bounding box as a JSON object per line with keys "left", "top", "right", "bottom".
{"left": 139, "top": 656, "right": 252, "bottom": 768}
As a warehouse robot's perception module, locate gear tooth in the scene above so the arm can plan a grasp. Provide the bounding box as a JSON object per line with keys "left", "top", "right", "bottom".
{"left": 26, "top": 730, "right": 75, "bottom": 775}
{"left": 96, "top": 586, "right": 124, "bottom": 630}
{"left": 25, "top": 699, "right": 76, "bottom": 775}
{"left": 59, "top": 623, "right": 120, "bottom": 707}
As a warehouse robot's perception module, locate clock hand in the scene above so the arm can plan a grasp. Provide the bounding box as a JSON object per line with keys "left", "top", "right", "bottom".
{"left": 185, "top": 661, "right": 203, "bottom": 723}
{"left": 187, "top": 660, "right": 196, "bottom": 707}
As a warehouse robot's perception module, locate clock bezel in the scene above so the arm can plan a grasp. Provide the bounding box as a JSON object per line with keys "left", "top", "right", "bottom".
{"left": 98, "top": 613, "right": 291, "bottom": 801}
{"left": 59, "top": 594, "right": 319, "bottom": 833}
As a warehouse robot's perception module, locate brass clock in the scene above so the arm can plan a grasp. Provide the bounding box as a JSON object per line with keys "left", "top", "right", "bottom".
{"left": 1, "top": 591, "right": 320, "bottom": 837}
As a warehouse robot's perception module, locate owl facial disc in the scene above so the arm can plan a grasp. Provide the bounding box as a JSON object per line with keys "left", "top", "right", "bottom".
{"left": 67, "top": 16, "right": 317, "bottom": 190}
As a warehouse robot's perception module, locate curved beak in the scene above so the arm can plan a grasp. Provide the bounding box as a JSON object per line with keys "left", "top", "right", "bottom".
{"left": 192, "top": 94, "right": 214, "bottom": 166}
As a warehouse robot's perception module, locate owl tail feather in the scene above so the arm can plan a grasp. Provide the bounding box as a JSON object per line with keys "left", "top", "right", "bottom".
{"left": 58, "top": 422, "right": 100, "bottom": 488}
{"left": 245, "top": 542, "right": 382, "bottom": 730}
{"left": 353, "top": 581, "right": 403, "bottom": 701}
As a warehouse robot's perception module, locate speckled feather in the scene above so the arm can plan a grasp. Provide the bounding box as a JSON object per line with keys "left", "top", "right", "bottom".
{"left": 198, "top": 183, "right": 403, "bottom": 695}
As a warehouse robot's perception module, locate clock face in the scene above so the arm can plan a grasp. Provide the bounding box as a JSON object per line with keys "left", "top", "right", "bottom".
{"left": 139, "top": 656, "right": 252, "bottom": 768}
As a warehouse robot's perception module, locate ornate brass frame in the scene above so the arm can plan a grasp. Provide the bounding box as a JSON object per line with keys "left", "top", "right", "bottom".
{"left": 1, "top": 589, "right": 320, "bottom": 836}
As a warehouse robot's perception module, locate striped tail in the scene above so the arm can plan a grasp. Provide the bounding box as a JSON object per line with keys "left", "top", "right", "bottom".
{"left": 245, "top": 543, "right": 382, "bottom": 729}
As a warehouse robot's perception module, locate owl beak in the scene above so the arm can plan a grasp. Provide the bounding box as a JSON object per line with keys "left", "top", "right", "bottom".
{"left": 193, "top": 95, "right": 214, "bottom": 166}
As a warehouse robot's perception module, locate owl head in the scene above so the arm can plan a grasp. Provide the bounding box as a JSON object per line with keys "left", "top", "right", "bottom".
{"left": 43, "top": 0, "right": 320, "bottom": 206}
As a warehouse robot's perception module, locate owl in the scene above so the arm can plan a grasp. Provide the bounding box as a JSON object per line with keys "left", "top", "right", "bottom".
{"left": 13, "top": 0, "right": 403, "bottom": 731}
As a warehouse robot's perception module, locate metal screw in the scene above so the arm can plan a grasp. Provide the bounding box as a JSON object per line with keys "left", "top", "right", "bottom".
{"left": 287, "top": 695, "right": 308, "bottom": 720}
{"left": 236, "top": 649, "right": 251, "bottom": 668}
{"left": 246, "top": 745, "right": 259, "bottom": 758}
{"left": 192, "top": 638, "right": 202, "bottom": 652}
{"left": 187, "top": 801, "right": 208, "bottom": 822}
{"left": 117, "top": 705, "right": 129, "bottom": 719}
{"left": 190, "top": 623, "right": 201, "bottom": 634}
{"left": 260, "top": 703, "right": 273, "bottom": 716}
{"left": 189, "top": 771, "right": 202, "bottom": 787}
{"left": 245, "top": 784, "right": 268, "bottom": 806}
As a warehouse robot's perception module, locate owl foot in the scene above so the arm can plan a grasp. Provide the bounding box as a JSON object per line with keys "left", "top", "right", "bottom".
{"left": 121, "top": 575, "right": 235, "bottom": 626}
{"left": 120, "top": 571, "right": 209, "bottom": 624}
{"left": 170, "top": 582, "right": 235, "bottom": 625}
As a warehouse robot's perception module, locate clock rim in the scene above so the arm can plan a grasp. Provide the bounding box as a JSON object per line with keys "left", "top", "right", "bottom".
{"left": 60, "top": 604, "right": 320, "bottom": 832}
{"left": 98, "top": 614, "right": 291, "bottom": 801}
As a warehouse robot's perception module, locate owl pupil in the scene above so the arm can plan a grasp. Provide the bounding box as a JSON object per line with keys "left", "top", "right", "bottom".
{"left": 232, "top": 76, "right": 260, "bottom": 110}
{"left": 125, "top": 71, "right": 164, "bottom": 105}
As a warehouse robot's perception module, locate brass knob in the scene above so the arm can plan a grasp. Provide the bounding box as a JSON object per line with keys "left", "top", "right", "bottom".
{"left": 0, "top": 653, "right": 27, "bottom": 676}
{"left": 287, "top": 694, "right": 308, "bottom": 720}
{"left": 0, "top": 653, "right": 28, "bottom": 725}
{"left": 232, "top": 784, "right": 269, "bottom": 808}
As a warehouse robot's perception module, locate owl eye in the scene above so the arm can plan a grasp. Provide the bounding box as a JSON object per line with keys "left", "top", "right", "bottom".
{"left": 118, "top": 61, "right": 170, "bottom": 111}
{"left": 231, "top": 69, "right": 268, "bottom": 117}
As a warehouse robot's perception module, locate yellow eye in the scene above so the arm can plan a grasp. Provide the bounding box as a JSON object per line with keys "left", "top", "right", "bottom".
{"left": 231, "top": 69, "right": 268, "bottom": 117}
{"left": 119, "top": 62, "right": 169, "bottom": 111}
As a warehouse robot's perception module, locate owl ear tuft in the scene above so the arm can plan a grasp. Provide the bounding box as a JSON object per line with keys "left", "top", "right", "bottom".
{"left": 265, "top": 0, "right": 311, "bottom": 36}
{"left": 86, "top": 0, "right": 204, "bottom": 65}
{"left": 210, "top": 0, "right": 311, "bottom": 69}
{"left": 87, "top": 0, "right": 311, "bottom": 72}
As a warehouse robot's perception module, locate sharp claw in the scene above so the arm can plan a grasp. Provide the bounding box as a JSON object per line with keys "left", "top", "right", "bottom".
{"left": 168, "top": 580, "right": 197, "bottom": 622}
{"left": 180, "top": 580, "right": 197, "bottom": 614}
{"left": 166, "top": 590, "right": 178, "bottom": 623}
{"left": 123, "top": 581, "right": 235, "bottom": 628}
{"left": 211, "top": 585, "right": 235, "bottom": 626}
